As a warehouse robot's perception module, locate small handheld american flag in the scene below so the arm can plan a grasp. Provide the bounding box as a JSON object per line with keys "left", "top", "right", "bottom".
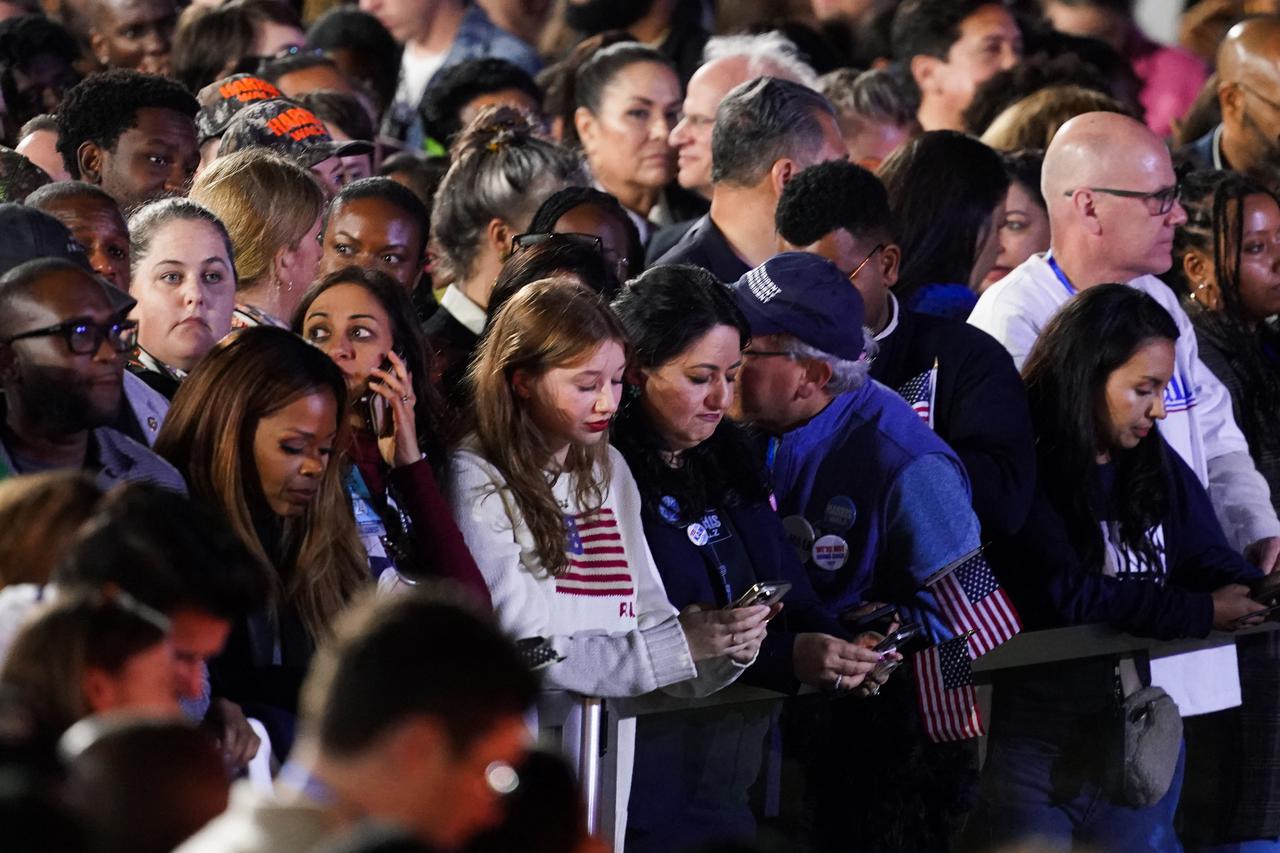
{"left": 924, "top": 545, "right": 1022, "bottom": 658}
{"left": 896, "top": 358, "right": 938, "bottom": 429}
{"left": 914, "top": 631, "right": 983, "bottom": 742}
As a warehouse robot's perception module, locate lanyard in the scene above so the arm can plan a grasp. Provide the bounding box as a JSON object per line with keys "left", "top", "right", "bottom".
{"left": 1045, "top": 253, "right": 1076, "bottom": 296}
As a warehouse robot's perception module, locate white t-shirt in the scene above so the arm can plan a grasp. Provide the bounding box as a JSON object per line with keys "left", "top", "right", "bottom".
{"left": 970, "top": 252, "right": 1280, "bottom": 715}
{"left": 395, "top": 45, "right": 447, "bottom": 116}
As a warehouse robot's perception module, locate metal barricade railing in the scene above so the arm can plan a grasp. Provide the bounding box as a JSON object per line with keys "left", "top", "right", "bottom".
{"left": 538, "top": 622, "right": 1280, "bottom": 850}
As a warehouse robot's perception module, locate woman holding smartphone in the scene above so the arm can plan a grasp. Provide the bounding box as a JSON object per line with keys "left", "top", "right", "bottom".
{"left": 970, "top": 285, "right": 1268, "bottom": 850}
{"left": 610, "top": 265, "right": 889, "bottom": 852}
{"left": 446, "top": 278, "right": 771, "bottom": 835}
{"left": 295, "top": 268, "right": 488, "bottom": 604}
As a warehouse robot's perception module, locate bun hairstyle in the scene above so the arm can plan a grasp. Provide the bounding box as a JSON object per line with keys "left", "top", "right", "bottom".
{"left": 430, "top": 105, "right": 584, "bottom": 283}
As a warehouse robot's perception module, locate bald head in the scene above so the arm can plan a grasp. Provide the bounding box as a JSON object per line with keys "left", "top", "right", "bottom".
{"left": 1042, "top": 112, "right": 1171, "bottom": 205}
{"left": 1218, "top": 17, "right": 1280, "bottom": 85}
{"left": 1042, "top": 111, "right": 1185, "bottom": 282}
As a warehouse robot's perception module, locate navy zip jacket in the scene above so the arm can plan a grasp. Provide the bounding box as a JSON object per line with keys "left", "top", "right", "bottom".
{"left": 638, "top": 497, "right": 847, "bottom": 692}
{"left": 871, "top": 299, "right": 1036, "bottom": 538}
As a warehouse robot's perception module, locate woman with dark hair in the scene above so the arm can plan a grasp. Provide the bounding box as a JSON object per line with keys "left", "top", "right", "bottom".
{"left": 526, "top": 185, "right": 643, "bottom": 283}
{"left": 877, "top": 130, "right": 1010, "bottom": 319}
{"left": 171, "top": 0, "right": 304, "bottom": 93}
{"left": 611, "top": 264, "right": 886, "bottom": 852}
{"left": 487, "top": 232, "right": 615, "bottom": 323}
{"left": 294, "top": 267, "right": 488, "bottom": 604}
{"left": 1164, "top": 169, "right": 1280, "bottom": 852}
{"left": 571, "top": 42, "right": 685, "bottom": 242}
{"left": 981, "top": 149, "right": 1050, "bottom": 291}
{"left": 155, "top": 326, "right": 369, "bottom": 754}
{"left": 969, "top": 284, "right": 1266, "bottom": 850}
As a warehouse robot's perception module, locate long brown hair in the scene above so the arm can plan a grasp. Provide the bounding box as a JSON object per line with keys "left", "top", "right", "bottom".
{"left": 467, "top": 277, "right": 628, "bottom": 575}
{"left": 155, "top": 327, "right": 369, "bottom": 639}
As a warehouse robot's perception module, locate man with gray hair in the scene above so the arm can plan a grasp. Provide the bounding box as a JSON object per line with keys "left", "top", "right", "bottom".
{"left": 670, "top": 31, "right": 817, "bottom": 202}
{"left": 731, "top": 251, "right": 987, "bottom": 848}
{"left": 653, "top": 77, "right": 844, "bottom": 281}
{"left": 731, "top": 252, "right": 982, "bottom": 637}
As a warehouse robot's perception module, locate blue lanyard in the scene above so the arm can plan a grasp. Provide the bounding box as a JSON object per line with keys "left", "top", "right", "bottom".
{"left": 1045, "top": 253, "right": 1076, "bottom": 296}
{"left": 765, "top": 435, "right": 780, "bottom": 471}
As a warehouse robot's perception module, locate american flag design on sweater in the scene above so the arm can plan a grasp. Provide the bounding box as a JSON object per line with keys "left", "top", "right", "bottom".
{"left": 556, "top": 507, "right": 635, "bottom": 597}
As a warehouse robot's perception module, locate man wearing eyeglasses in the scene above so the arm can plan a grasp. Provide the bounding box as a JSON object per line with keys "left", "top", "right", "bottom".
{"left": 1179, "top": 18, "right": 1280, "bottom": 178}
{"left": 971, "top": 110, "right": 1280, "bottom": 717}
{"left": 0, "top": 256, "right": 185, "bottom": 491}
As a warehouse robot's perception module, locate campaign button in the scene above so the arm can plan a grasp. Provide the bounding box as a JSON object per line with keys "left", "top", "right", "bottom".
{"left": 822, "top": 496, "right": 856, "bottom": 532}
{"left": 687, "top": 522, "right": 709, "bottom": 547}
{"left": 658, "top": 495, "right": 681, "bottom": 525}
{"left": 782, "top": 515, "right": 816, "bottom": 563}
{"left": 811, "top": 534, "right": 849, "bottom": 572}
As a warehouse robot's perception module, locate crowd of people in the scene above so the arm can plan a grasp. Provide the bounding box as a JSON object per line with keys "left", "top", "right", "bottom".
{"left": 2, "top": 0, "right": 1280, "bottom": 851}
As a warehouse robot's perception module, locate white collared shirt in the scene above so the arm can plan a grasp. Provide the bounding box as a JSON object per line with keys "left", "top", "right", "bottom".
{"left": 440, "top": 283, "right": 487, "bottom": 336}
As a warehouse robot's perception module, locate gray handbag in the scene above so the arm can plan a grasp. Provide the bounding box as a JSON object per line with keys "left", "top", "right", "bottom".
{"left": 1110, "top": 684, "right": 1183, "bottom": 808}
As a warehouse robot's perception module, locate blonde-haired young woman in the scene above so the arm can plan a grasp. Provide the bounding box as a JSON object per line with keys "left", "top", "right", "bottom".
{"left": 190, "top": 149, "right": 325, "bottom": 329}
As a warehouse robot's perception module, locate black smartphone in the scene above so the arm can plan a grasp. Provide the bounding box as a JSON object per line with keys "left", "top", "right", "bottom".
{"left": 727, "top": 581, "right": 792, "bottom": 609}
{"left": 363, "top": 351, "right": 404, "bottom": 437}
{"left": 845, "top": 603, "right": 898, "bottom": 632}
{"left": 1232, "top": 601, "right": 1280, "bottom": 628}
{"left": 873, "top": 623, "right": 922, "bottom": 654}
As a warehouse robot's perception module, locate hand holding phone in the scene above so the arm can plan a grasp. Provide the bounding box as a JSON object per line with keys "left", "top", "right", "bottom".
{"left": 727, "top": 581, "right": 792, "bottom": 609}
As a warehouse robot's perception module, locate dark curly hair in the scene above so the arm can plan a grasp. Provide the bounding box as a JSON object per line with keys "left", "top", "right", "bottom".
{"left": 1022, "top": 284, "right": 1177, "bottom": 573}
{"left": 486, "top": 234, "right": 614, "bottom": 322}
{"left": 610, "top": 264, "right": 771, "bottom": 520}
{"left": 776, "top": 159, "right": 894, "bottom": 246}
{"left": 419, "top": 57, "right": 541, "bottom": 146}
{"left": 54, "top": 70, "right": 197, "bottom": 179}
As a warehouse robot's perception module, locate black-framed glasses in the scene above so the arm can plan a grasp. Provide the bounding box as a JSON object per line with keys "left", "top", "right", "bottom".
{"left": 512, "top": 231, "right": 602, "bottom": 254}
{"left": 848, "top": 244, "right": 885, "bottom": 282}
{"left": 511, "top": 231, "right": 629, "bottom": 280}
{"left": 0, "top": 318, "right": 137, "bottom": 355}
{"left": 1237, "top": 81, "right": 1280, "bottom": 115}
{"left": 1064, "top": 184, "right": 1181, "bottom": 216}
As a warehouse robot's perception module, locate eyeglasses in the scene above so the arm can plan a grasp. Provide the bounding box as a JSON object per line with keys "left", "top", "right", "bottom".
{"left": 511, "top": 231, "right": 630, "bottom": 281}
{"left": 742, "top": 348, "right": 797, "bottom": 360}
{"left": 1064, "top": 185, "right": 1181, "bottom": 216}
{"left": 1237, "top": 81, "right": 1280, "bottom": 115}
{"left": 0, "top": 318, "right": 137, "bottom": 355}
{"left": 848, "top": 244, "right": 885, "bottom": 282}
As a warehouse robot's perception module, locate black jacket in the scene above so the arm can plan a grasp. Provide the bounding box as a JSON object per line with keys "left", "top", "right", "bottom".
{"left": 870, "top": 303, "right": 1036, "bottom": 537}
{"left": 652, "top": 214, "right": 749, "bottom": 283}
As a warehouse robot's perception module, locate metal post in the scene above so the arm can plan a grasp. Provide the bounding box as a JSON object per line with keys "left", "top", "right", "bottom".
{"left": 579, "top": 695, "right": 603, "bottom": 836}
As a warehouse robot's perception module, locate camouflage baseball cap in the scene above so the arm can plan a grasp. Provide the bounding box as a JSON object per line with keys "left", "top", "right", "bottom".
{"left": 219, "top": 99, "right": 373, "bottom": 168}
{"left": 195, "top": 74, "right": 284, "bottom": 146}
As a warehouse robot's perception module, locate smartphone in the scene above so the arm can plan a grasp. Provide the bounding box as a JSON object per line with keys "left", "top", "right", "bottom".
{"left": 727, "top": 581, "right": 792, "bottom": 609}
{"left": 515, "top": 637, "right": 564, "bottom": 671}
{"left": 1231, "top": 601, "right": 1280, "bottom": 628}
{"left": 362, "top": 352, "right": 402, "bottom": 437}
{"left": 873, "top": 623, "right": 922, "bottom": 654}
{"left": 845, "top": 603, "right": 897, "bottom": 632}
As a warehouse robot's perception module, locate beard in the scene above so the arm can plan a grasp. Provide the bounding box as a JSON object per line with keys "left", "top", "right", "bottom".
{"left": 564, "top": 0, "right": 655, "bottom": 35}
{"left": 11, "top": 362, "right": 120, "bottom": 434}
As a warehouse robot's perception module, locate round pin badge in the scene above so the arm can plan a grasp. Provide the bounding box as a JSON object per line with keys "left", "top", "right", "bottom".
{"left": 782, "top": 516, "right": 816, "bottom": 563}
{"left": 811, "top": 534, "right": 850, "bottom": 572}
{"left": 822, "top": 496, "right": 856, "bottom": 532}
{"left": 658, "top": 495, "right": 681, "bottom": 525}
{"left": 687, "top": 522, "right": 709, "bottom": 546}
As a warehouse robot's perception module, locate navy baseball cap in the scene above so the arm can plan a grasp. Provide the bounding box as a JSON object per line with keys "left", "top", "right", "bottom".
{"left": 0, "top": 204, "right": 135, "bottom": 311}
{"left": 731, "top": 252, "right": 865, "bottom": 362}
